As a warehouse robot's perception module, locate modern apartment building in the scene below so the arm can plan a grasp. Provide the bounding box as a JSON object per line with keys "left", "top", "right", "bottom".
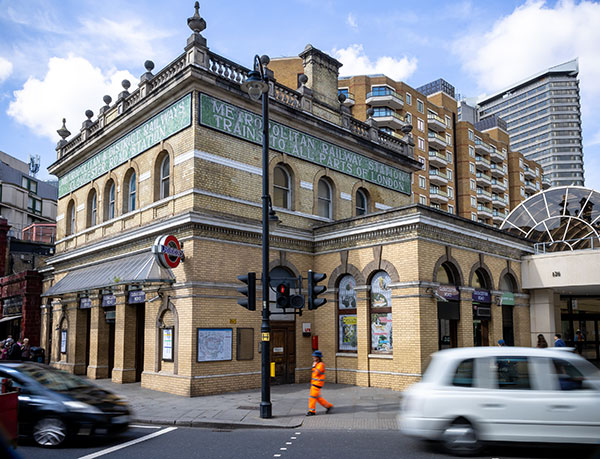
{"left": 0, "top": 151, "right": 58, "bottom": 240}
{"left": 477, "top": 59, "right": 583, "bottom": 188}
{"left": 313, "top": 73, "right": 542, "bottom": 227}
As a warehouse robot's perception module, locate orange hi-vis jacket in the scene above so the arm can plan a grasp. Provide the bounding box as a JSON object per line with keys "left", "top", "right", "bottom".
{"left": 311, "top": 361, "right": 326, "bottom": 388}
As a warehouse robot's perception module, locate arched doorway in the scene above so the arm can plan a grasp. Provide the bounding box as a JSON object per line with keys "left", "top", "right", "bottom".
{"left": 436, "top": 262, "right": 461, "bottom": 350}
{"left": 472, "top": 268, "right": 492, "bottom": 347}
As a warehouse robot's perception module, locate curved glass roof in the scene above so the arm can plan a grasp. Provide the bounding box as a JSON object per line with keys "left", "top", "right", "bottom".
{"left": 500, "top": 186, "right": 600, "bottom": 252}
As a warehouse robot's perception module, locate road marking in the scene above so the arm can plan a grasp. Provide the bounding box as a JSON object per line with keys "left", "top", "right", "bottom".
{"left": 274, "top": 455, "right": 281, "bottom": 458}
{"left": 78, "top": 427, "right": 178, "bottom": 459}
{"left": 290, "top": 436, "right": 296, "bottom": 439}
{"left": 295, "top": 432, "right": 301, "bottom": 435}
{"left": 280, "top": 447, "right": 287, "bottom": 451}
{"left": 130, "top": 425, "right": 161, "bottom": 429}
{"left": 286, "top": 442, "right": 292, "bottom": 445}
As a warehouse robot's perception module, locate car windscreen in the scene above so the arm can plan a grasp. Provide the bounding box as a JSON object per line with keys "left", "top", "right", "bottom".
{"left": 19, "top": 366, "right": 93, "bottom": 391}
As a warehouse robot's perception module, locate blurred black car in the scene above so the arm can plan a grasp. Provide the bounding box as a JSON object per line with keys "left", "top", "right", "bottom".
{"left": 0, "top": 362, "right": 130, "bottom": 447}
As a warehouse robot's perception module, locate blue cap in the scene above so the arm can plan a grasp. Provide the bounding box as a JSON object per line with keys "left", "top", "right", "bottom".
{"left": 498, "top": 339, "right": 505, "bottom": 345}
{"left": 312, "top": 350, "right": 322, "bottom": 358}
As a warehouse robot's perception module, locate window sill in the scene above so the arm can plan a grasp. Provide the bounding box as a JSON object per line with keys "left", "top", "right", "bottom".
{"left": 336, "top": 353, "right": 357, "bottom": 358}
{"left": 368, "top": 353, "right": 393, "bottom": 359}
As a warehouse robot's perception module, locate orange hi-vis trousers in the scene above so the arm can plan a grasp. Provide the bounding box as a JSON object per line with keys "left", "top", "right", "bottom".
{"left": 308, "top": 361, "right": 332, "bottom": 413}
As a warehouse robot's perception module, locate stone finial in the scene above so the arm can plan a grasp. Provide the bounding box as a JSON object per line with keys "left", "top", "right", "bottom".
{"left": 367, "top": 108, "right": 374, "bottom": 118}
{"left": 298, "top": 74, "right": 308, "bottom": 87}
{"left": 140, "top": 60, "right": 155, "bottom": 83}
{"left": 338, "top": 93, "right": 346, "bottom": 104}
{"left": 82, "top": 110, "right": 94, "bottom": 129}
{"left": 188, "top": 2, "right": 206, "bottom": 35}
{"left": 103, "top": 95, "right": 112, "bottom": 106}
{"left": 57, "top": 118, "right": 71, "bottom": 140}
{"left": 118, "top": 79, "right": 131, "bottom": 100}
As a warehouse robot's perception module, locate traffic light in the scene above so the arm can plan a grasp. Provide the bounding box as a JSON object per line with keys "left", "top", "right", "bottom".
{"left": 237, "top": 272, "right": 256, "bottom": 311}
{"left": 276, "top": 282, "right": 289, "bottom": 308}
{"left": 276, "top": 281, "right": 305, "bottom": 309}
{"left": 307, "top": 270, "right": 327, "bottom": 310}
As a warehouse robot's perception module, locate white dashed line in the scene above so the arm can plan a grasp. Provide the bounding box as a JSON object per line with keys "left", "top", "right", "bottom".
{"left": 280, "top": 447, "right": 287, "bottom": 450}
{"left": 274, "top": 455, "right": 281, "bottom": 458}
{"left": 130, "top": 425, "right": 161, "bottom": 429}
{"left": 290, "top": 436, "right": 296, "bottom": 439}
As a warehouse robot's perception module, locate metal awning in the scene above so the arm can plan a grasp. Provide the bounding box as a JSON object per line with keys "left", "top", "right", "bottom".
{"left": 0, "top": 315, "right": 22, "bottom": 323}
{"left": 43, "top": 252, "right": 175, "bottom": 297}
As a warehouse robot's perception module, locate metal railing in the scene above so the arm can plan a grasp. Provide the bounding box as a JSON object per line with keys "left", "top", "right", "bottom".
{"left": 534, "top": 236, "right": 600, "bottom": 254}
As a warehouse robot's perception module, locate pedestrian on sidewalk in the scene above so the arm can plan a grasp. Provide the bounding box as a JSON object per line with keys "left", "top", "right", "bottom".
{"left": 554, "top": 333, "right": 566, "bottom": 347}
{"left": 307, "top": 350, "right": 333, "bottom": 416}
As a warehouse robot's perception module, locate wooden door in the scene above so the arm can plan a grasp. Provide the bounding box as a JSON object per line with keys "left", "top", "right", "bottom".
{"left": 270, "top": 322, "right": 295, "bottom": 384}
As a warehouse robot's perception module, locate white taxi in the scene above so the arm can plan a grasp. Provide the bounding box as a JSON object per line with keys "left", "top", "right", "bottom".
{"left": 399, "top": 347, "right": 600, "bottom": 455}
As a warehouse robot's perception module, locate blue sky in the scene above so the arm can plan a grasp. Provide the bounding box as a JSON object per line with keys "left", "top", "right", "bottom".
{"left": 1, "top": 0, "right": 599, "bottom": 189}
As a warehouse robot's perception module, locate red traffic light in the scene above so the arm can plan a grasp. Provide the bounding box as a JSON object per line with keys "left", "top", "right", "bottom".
{"left": 277, "top": 283, "right": 289, "bottom": 295}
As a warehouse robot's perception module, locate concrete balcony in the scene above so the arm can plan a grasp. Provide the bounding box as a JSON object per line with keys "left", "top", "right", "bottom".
{"left": 475, "top": 139, "right": 492, "bottom": 155}
{"left": 366, "top": 89, "right": 404, "bottom": 110}
{"left": 477, "top": 188, "right": 492, "bottom": 202}
{"left": 428, "top": 150, "right": 448, "bottom": 168}
{"left": 489, "top": 148, "right": 505, "bottom": 163}
{"left": 490, "top": 163, "right": 506, "bottom": 178}
{"left": 491, "top": 178, "right": 507, "bottom": 192}
{"left": 475, "top": 155, "right": 491, "bottom": 171}
{"left": 492, "top": 195, "right": 507, "bottom": 207}
{"left": 476, "top": 172, "right": 491, "bottom": 186}
{"left": 429, "top": 169, "right": 448, "bottom": 186}
{"left": 427, "top": 113, "right": 446, "bottom": 132}
{"left": 372, "top": 110, "right": 409, "bottom": 130}
{"left": 477, "top": 204, "right": 493, "bottom": 217}
{"left": 524, "top": 167, "right": 536, "bottom": 179}
{"left": 525, "top": 180, "right": 537, "bottom": 193}
{"left": 492, "top": 210, "right": 507, "bottom": 223}
{"left": 428, "top": 131, "right": 447, "bottom": 150}
{"left": 429, "top": 188, "right": 448, "bottom": 204}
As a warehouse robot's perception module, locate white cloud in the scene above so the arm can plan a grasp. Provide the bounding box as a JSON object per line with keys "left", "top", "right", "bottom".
{"left": 7, "top": 55, "right": 136, "bottom": 142}
{"left": 333, "top": 44, "right": 418, "bottom": 81}
{"left": 453, "top": 0, "right": 600, "bottom": 98}
{"left": 0, "top": 57, "right": 13, "bottom": 83}
{"left": 346, "top": 13, "right": 357, "bottom": 29}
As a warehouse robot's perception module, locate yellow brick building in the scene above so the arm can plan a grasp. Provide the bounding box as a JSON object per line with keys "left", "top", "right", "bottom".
{"left": 40, "top": 7, "right": 534, "bottom": 396}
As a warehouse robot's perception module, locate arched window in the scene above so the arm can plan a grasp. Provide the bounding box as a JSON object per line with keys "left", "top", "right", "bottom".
{"left": 356, "top": 188, "right": 368, "bottom": 216}
{"left": 500, "top": 273, "right": 517, "bottom": 346}
{"left": 273, "top": 165, "right": 291, "bottom": 209}
{"left": 338, "top": 275, "right": 357, "bottom": 352}
{"left": 370, "top": 271, "right": 392, "bottom": 353}
{"left": 123, "top": 170, "right": 136, "bottom": 213}
{"left": 160, "top": 156, "right": 170, "bottom": 200}
{"left": 317, "top": 178, "right": 332, "bottom": 219}
{"left": 66, "top": 200, "right": 76, "bottom": 236}
{"left": 436, "top": 261, "right": 460, "bottom": 350}
{"left": 472, "top": 268, "right": 492, "bottom": 347}
{"left": 105, "top": 181, "right": 116, "bottom": 220}
{"left": 87, "top": 189, "right": 97, "bottom": 227}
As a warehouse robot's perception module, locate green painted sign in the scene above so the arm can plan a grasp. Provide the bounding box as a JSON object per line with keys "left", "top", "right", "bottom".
{"left": 58, "top": 93, "right": 192, "bottom": 198}
{"left": 500, "top": 292, "right": 515, "bottom": 306}
{"left": 199, "top": 93, "right": 411, "bottom": 194}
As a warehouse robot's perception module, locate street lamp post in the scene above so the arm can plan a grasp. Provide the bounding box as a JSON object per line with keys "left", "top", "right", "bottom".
{"left": 241, "top": 54, "right": 272, "bottom": 419}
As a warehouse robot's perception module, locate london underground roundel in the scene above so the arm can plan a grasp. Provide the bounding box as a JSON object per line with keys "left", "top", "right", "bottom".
{"left": 153, "top": 235, "right": 184, "bottom": 268}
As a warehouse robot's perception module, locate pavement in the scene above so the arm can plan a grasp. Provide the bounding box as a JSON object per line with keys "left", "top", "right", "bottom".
{"left": 93, "top": 380, "right": 403, "bottom": 431}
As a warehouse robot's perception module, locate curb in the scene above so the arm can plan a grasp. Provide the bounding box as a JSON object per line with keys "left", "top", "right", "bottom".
{"left": 132, "top": 417, "right": 304, "bottom": 430}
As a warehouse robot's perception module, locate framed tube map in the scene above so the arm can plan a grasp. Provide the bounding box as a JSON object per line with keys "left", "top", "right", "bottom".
{"left": 197, "top": 328, "right": 233, "bottom": 362}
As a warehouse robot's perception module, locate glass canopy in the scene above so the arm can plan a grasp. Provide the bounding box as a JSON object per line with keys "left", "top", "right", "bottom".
{"left": 500, "top": 186, "right": 600, "bottom": 252}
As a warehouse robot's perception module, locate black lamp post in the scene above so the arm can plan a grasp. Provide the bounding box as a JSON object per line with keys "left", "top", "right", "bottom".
{"left": 241, "top": 54, "right": 272, "bottom": 419}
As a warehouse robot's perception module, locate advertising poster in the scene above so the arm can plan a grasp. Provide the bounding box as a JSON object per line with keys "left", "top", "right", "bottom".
{"left": 60, "top": 330, "right": 67, "bottom": 354}
{"left": 338, "top": 275, "right": 357, "bottom": 309}
{"left": 197, "top": 328, "right": 232, "bottom": 362}
{"left": 371, "top": 272, "right": 392, "bottom": 308}
{"left": 339, "top": 315, "right": 357, "bottom": 351}
{"left": 371, "top": 313, "right": 393, "bottom": 351}
{"left": 162, "top": 328, "right": 173, "bottom": 361}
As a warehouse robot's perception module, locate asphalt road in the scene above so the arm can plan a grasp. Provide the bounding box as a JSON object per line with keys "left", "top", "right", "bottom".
{"left": 15, "top": 425, "right": 600, "bottom": 459}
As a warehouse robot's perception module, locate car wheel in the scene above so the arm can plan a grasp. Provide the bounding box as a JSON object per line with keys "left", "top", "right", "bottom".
{"left": 441, "top": 419, "right": 482, "bottom": 456}
{"left": 33, "top": 417, "right": 67, "bottom": 447}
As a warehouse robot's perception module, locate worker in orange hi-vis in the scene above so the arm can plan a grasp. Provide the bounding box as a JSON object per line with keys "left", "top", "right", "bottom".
{"left": 306, "top": 350, "right": 333, "bottom": 416}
